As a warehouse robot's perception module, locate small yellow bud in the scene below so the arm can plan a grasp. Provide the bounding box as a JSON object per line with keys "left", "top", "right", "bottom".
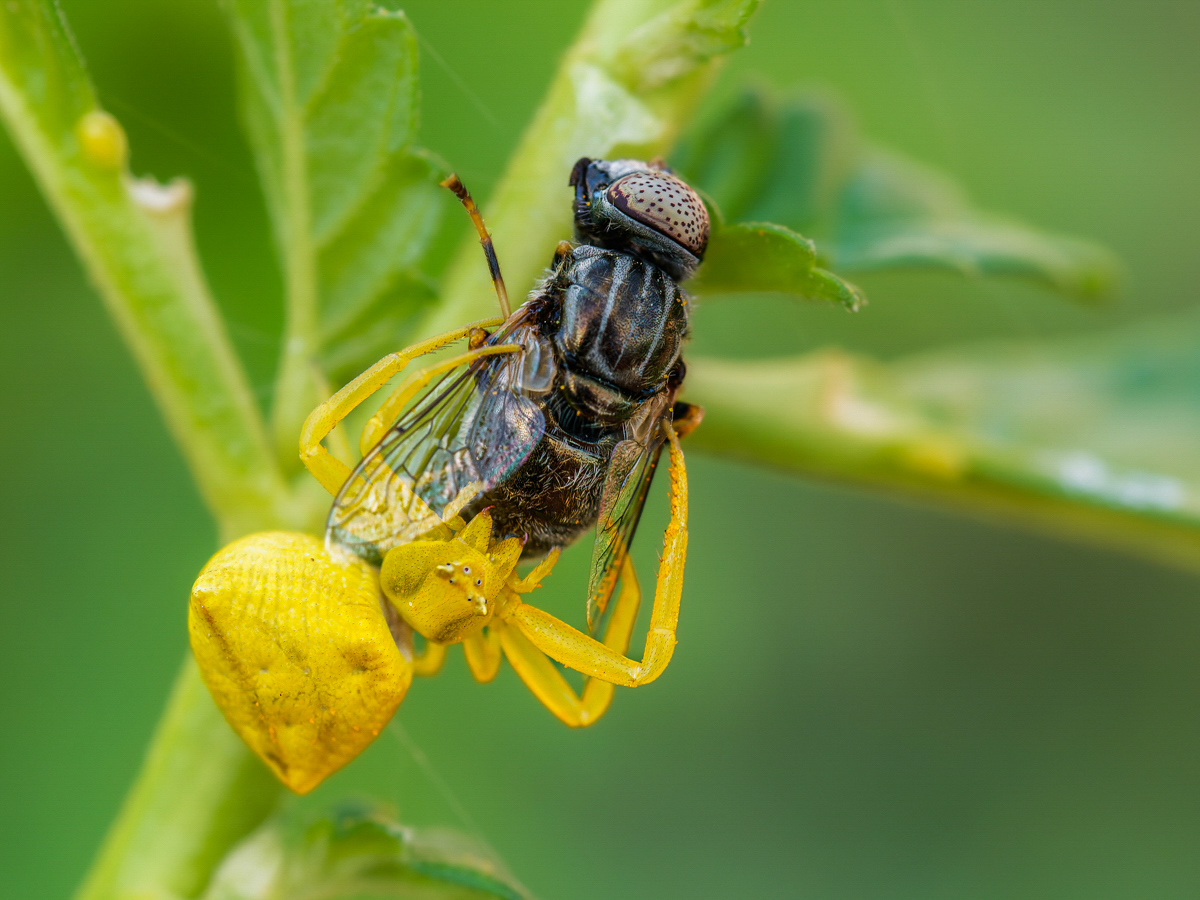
{"left": 76, "top": 110, "right": 128, "bottom": 171}
{"left": 901, "top": 436, "right": 967, "bottom": 481}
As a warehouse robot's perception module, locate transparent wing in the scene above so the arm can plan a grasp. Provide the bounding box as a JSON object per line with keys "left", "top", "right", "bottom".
{"left": 327, "top": 323, "right": 544, "bottom": 565}
{"left": 586, "top": 429, "right": 666, "bottom": 634}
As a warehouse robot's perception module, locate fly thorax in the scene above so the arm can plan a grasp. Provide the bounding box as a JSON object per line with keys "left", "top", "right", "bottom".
{"left": 555, "top": 247, "right": 688, "bottom": 398}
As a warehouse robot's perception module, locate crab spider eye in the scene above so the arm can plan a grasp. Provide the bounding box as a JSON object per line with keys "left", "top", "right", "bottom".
{"left": 380, "top": 542, "right": 497, "bottom": 644}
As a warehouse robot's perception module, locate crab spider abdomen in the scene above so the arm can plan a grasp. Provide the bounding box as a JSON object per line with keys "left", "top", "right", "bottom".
{"left": 189, "top": 531, "right": 411, "bottom": 794}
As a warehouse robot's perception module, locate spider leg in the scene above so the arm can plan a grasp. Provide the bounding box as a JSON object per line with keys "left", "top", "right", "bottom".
{"left": 297, "top": 318, "right": 506, "bottom": 496}
{"left": 501, "top": 422, "right": 687, "bottom": 688}
{"left": 412, "top": 640, "right": 447, "bottom": 677}
{"left": 356, "top": 335, "right": 514, "bottom": 457}
{"left": 498, "top": 625, "right": 615, "bottom": 727}
{"left": 509, "top": 548, "right": 561, "bottom": 594}
{"left": 498, "top": 558, "right": 641, "bottom": 726}
{"left": 462, "top": 627, "right": 503, "bottom": 683}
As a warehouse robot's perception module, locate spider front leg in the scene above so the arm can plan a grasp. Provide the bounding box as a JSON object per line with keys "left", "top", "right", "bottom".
{"left": 298, "top": 318, "right": 505, "bottom": 496}
{"left": 412, "top": 640, "right": 448, "bottom": 677}
{"left": 500, "top": 420, "right": 688, "bottom": 691}
{"left": 497, "top": 557, "right": 642, "bottom": 727}
{"left": 462, "top": 627, "right": 503, "bottom": 683}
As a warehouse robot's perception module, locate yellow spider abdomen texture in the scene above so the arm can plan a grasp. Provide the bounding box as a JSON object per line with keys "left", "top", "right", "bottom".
{"left": 188, "top": 532, "right": 411, "bottom": 794}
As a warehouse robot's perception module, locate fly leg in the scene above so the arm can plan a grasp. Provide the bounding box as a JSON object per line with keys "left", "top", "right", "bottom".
{"left": 297, "top": 319, "right": 507, "bottom": 496}
{"left": 501, "top": 422, "right": 688, "bottom": 688}
{"left": 441, "top": 174, "right": 510, "bottom": 318}
{"left": 497, "top": 559, "right": 641, "bottom": 727}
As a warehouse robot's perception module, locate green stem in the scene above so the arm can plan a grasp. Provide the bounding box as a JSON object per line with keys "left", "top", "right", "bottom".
{"left": 266, "top": 0, "right": 322, "bottom": 473}
{"left": 74, "top": 661, "right": 283, "bottom": 900}
{"left": 0, "top": 5, "right": 312, "bottom": 897}
{"left": 0, "top": 2, "right": 293, "bottom": 540}
{"left": 420, "top": 0, "right": 737, "bottom": 337}
{"left": 685, "top": 353, "right": 1200, "bottom": 573}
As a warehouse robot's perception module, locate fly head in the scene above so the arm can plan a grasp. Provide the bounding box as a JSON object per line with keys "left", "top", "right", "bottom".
{"left": 569, "top": 157, "right": 709, "bottom": 282}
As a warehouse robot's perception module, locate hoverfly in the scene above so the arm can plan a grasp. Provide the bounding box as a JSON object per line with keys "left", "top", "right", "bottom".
{"left": 190, "top": 157, "right": 707, "bottom": 793}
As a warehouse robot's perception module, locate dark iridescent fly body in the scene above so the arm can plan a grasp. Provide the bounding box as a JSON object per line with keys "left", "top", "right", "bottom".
{"left": 466, "top": 158, "right": 706, "bottom": 555}
{"left": 327, "top": 157, "right": 709, "bottom": 621}
{"left": 474, "top": 243, "right": 686, "bottom": 553}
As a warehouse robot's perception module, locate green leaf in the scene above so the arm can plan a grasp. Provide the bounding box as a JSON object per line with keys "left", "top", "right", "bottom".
{"left": 203, "top": 803, "right": 530, "bottom": 900}
{"left": 314, "top": 151, "right": 444, "bottom": 376}
{"left": 685, "top": 311, "right": 1200, "bottom": 571}
{"left": 676, "top": 88, "right": 1119, "bottom": 302}
{"left": 222, "top": 0, "right": 446, "bottom": 455}
{"left": 318, "top": 272, "right": 438, "bottom": 381}
{"left": 690, "top": 220, "right": 865, "bottom": 309}
{"left": 833, "top": 150, "right": 1119, "bottom": 298}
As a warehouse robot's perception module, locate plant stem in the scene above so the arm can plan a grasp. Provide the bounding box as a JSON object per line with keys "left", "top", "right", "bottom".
{"left": 0, "top": 3, "right": 293, "bottom": 540}
{"left": 74, "top": 661, "right": 283, "bottom": 900}
{"left": 685, "top": 353, "right": 1200, "bottom": 573}
{"left": 0, "top": 5, "right": 313, "bottom": 897}
{"left": 266, "top": 0, "right": 323, "bottom": 474}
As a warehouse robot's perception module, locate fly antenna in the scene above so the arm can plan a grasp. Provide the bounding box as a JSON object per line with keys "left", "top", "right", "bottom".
{"left": 441, "top": 173, "right": 510, "bottom": 318}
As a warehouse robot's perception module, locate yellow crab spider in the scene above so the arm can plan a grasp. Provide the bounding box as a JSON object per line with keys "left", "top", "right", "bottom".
{"left": 295, "top": 333, "right": 689, "bottom": 718}
{"left": 189, "top": 329, "right": 688, "bottom": 791}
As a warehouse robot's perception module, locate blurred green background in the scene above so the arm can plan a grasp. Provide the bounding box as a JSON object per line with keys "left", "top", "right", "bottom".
{"left": 3, "top": 1, "right": 1200, "bottom": 897}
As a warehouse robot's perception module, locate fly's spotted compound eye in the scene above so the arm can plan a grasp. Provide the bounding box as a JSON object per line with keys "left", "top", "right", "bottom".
{"left": 606, "top": 171, "right": 709, "bottom": 258}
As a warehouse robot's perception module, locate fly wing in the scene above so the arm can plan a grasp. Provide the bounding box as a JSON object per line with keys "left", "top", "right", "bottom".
{"left": 326, "top": 325, "right": 545, "bottom": 565}
{"left": 585, "top": 429, "right": 666, "bottom": 634}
